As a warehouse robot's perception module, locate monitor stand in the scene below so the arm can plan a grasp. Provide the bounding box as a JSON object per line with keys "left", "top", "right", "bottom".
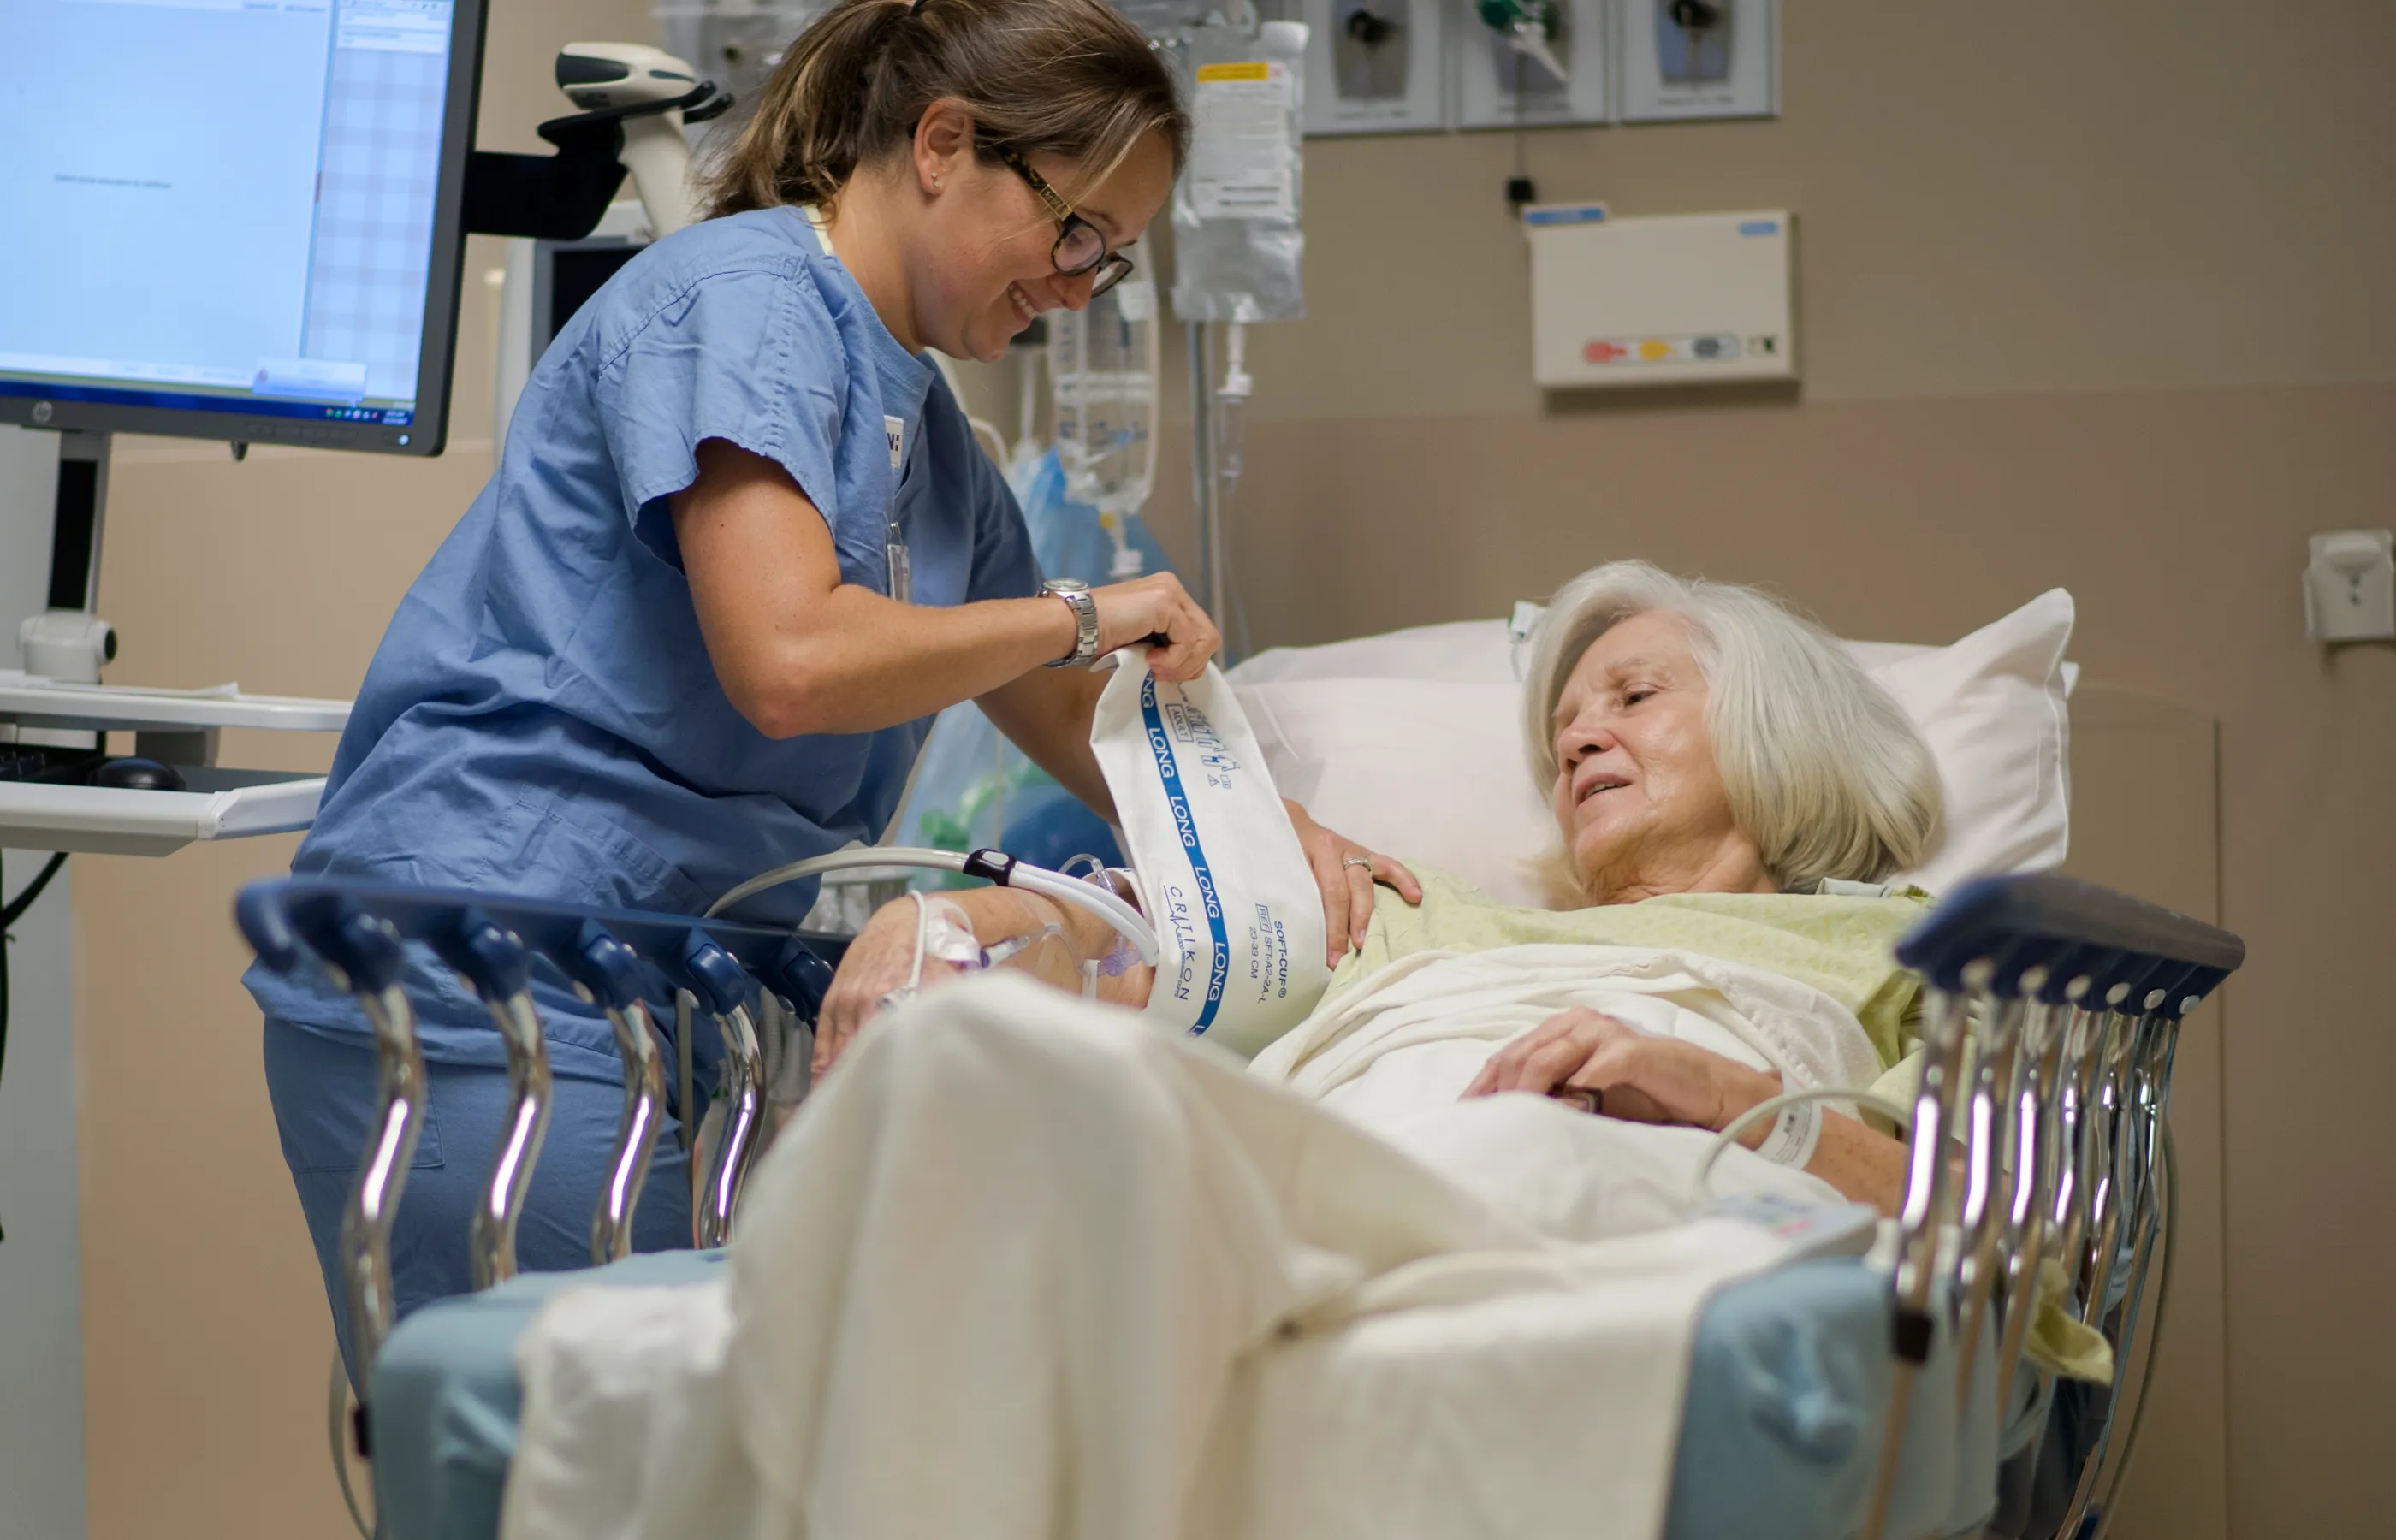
{"left": 11, "top": 429, "right": 114, "bottom": 708}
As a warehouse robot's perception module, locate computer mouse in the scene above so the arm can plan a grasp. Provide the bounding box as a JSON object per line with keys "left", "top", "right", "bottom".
{"left": 92, "top": 756, "right": 185, "bottom": 792}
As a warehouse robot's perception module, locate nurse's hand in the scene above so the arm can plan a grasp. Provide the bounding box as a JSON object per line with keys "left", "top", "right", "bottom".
{"left": 1285, "top": 798, "right": 1422, "bottom": 966}
{"left": 812, "top": 898, "right": 967, "bottom": 1075}
{"left": 1091, "top": 572, "right": 1219, "bottom": 682}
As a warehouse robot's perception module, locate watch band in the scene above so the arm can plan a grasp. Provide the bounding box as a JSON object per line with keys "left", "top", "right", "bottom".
{"left": 1043, "top": 582, "right": 1100, "bottom": 667}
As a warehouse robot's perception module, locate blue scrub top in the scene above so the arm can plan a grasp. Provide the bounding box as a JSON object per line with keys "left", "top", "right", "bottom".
{"left": 247, "top": 208, "right": 1041, "bottom": 1069}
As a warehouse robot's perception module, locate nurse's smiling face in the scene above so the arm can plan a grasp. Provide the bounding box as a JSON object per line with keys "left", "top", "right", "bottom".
{"left": 907, "top": 103, "right": 1176, "bottom": 362}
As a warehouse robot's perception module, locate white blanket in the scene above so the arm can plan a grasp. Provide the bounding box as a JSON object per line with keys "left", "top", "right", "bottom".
{"left": 504, "top": 956, "right": 1871, "bottom": 1540}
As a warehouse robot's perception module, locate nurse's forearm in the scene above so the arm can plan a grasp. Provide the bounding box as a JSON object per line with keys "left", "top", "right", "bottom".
{"left": 978, "top": 667, "right": 1117, "bottom": 821}
{"left": 672, "top": 442, "right": 1076, "bottom": 735}
{"left": 747, "top": 586, "right": 1078, "bottom": 735}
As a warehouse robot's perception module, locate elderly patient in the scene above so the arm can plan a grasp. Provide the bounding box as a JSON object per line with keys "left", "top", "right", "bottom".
{"left": 815, "top": 560, "right": 1942, "bottom": 1213}
{"left": 500, "top": 567, "right": 1960, "bottom": 1540}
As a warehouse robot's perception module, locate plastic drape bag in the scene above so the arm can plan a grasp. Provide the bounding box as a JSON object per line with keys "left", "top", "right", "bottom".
{"left": 887, "top": 450, "right": 1173, "bottom": 873}
{"left": 1089, "top": 650, "right": 1328, "bottom": 1057}
{"left": 1170, "top": 20, "right": 1308, "bottom": 324}
{"left": 1050, "top": 279, "right": 1161, "bottom": 576}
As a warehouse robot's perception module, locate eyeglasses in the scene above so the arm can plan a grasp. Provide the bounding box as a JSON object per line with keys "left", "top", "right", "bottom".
{"left": 994, "top": 145, "right": 1136, "bottom": 299}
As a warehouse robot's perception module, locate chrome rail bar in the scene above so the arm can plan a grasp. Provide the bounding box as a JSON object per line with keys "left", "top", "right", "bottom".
{"left": 1859, "top": 978, "right": 1981, "bottom": 1540}
{"left": 1951, "top": 990, "right": 2030, "bottom": 1413}
{"left": 469, "top": 990, "right": 554, "bottom": 1288}
{"left": 342, "top": 980, "right": 427, "bottom": 1389}
{"left": 1990, "top": 995, "right": 2071, "bottom": 1419}
{"left": 1884, "top": 874, "right": 2242, "bottom": 1540}
{"left": 593, "top": 998, "right": 667, "bottom": 1264}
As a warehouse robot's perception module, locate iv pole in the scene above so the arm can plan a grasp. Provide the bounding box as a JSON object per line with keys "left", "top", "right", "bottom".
{"left": 1186, "top": 321, "right": 1227, "bottom": 637}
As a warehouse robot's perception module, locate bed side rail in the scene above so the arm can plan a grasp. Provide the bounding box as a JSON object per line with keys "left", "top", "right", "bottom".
{"left": 1861, "top": 873, "right": 2242, "bottom": 1540}
{"left": 235, "top": 876, "right": 845, "bottom": 1392}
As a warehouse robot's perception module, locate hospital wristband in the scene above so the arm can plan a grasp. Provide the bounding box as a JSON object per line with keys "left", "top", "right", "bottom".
{"left": 1752, "top": 1096, "right": 1824, "bottom": 1170}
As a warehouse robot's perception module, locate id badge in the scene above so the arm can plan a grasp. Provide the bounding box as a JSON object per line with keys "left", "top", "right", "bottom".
{"left": 884, "top": 412, "right": 910, "bottom": 602}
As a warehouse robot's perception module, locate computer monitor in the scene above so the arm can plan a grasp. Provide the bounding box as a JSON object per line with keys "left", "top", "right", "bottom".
{"left": 0, "top": 0, "right": 488, "bottom": 456}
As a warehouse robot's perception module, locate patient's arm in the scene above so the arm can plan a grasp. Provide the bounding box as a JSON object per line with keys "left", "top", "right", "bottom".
{"left": 1462, "top": 1007, "right": 1911, "bottom": 1217}
{"left": 814, "top": 884, "right": 1157, "bottom": 1075}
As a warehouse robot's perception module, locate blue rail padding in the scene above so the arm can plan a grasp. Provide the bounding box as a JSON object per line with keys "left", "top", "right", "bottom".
{"left": 1896, "top": 873, "right": 2243, "bottom": 1011}
{"left": 774, "top": 937, "right": 836, "bottom": 1016}
{"left": 429, "top": 913, "right": 535, "bottom": 1003}
{"left": 304, "top": 907, "right": 412, "bottom": 995}
{"left": 681, "top": 934, "right": 756, "bottom": 1020}
{"left": 564, "top": 923, "right": 649, "bottom": 1013}
{"left": 235, "top": 877, "right": 849, "bottom": 1019}
{"left": 234, "top": 882, "right": 304, "bottom": 973}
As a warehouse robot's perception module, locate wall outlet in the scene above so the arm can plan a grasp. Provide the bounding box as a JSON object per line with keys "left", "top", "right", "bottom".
{"left": 2304, "top": 530, "right": 2396, "bottom": 643}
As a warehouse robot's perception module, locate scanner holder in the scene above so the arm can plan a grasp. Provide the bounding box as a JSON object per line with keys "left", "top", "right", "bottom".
{"left": 462, "top": 81, "right": 734, "bottom": 241}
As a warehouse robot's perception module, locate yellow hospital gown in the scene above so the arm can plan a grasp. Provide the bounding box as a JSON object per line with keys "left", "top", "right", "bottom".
{"left": 1333, "top": 864, "right": 1932, "bottom": 1069}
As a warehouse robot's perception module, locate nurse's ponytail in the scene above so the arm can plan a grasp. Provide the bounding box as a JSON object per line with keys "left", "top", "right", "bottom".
{"left": 704, "top": 0, "right": 1187, "bottom": 217}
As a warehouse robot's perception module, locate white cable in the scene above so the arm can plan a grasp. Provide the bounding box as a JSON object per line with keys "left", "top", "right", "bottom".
{"left": 967, "top": 415, "right": 1010, "bottom": 468}
{"left": 1013, "top": 346, "right": 1042, "bottom": 464}
{"left": 705, "top": 845, "right": 1160, "bottom": 963}
{"left": 1687, "top": 1087, "right": 1915, "bottom": 1213}
{"left": 906, "top": 891, "right": 928, "bottom": 993}
{"left": 928, "top": 351, "right": 1010, "bottom": 467}
{"left": 327, "top": 1345, "right": 371, "bottom": 1539}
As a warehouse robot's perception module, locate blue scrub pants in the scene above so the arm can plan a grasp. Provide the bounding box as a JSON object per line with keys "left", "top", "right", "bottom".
{"left": 263, "top": 1016, "right": 694, "bottom": 1381}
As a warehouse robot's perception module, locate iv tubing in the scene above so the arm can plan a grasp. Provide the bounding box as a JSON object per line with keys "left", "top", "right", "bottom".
{"left": 705, "top": 845, "right": 1161, "bottom": 965}
{"left": 1188, "top": 319, "right": 1225, "bottom": 629}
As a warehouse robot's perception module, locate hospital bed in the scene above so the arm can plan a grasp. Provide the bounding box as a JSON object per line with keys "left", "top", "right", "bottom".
{"left": 234, "top": 860, "right": 2241, "bottom": 1540}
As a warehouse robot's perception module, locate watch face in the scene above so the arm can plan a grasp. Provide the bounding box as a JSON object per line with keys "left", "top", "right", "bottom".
{"left": 1047, "top": 579, "right": 1091, "bottom": 595}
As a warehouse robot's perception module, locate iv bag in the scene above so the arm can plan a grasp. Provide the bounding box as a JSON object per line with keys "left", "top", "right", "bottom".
{"left": 1171, "top": 20, "right": 1308, "bottom": 324}
{"left": 1049, "top": 279, "right": 1160, "bottom": 524}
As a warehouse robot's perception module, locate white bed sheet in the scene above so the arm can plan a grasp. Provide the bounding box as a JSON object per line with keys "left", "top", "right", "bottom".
{"left": 501, "top": 960, "right": 1871, "bottom": 1540}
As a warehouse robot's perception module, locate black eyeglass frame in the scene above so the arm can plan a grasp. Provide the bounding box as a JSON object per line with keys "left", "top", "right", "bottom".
{"left": 993, "top": 145, "right": 1136, "bottom": 299}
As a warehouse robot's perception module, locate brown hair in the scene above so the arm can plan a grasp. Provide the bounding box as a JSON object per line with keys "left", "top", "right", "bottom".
{"left": 703, "top": 0, "right": 1188, "bottom": 219}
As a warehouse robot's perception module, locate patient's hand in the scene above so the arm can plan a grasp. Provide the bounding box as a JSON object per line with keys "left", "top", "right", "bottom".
{"left": 1462, "top": 1007, "right": 1782, "bottom": 1145}
{"left": 1471, "top": 1009, "right": 1916, "bottom": 1214}
{"left": 812, "top": 899, "right": 970, "bottom": 1076}
{"left": 1282, "top": 798, "right": 1422, "bottom": 965}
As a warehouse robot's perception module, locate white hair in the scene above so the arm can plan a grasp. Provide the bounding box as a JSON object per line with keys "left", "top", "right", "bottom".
{"left": 1522, "top": 560, "right": 1941, "bottom": 895}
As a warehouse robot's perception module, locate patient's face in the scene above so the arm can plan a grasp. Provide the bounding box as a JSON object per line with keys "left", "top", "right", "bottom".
{"left": 1548, "top": 611, "right": 1758, "bottom": 903}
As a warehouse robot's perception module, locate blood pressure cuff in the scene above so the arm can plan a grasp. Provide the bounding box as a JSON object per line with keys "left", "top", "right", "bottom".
{"left": 1089, "top": 650, "right": 1328, "bottom": 1057}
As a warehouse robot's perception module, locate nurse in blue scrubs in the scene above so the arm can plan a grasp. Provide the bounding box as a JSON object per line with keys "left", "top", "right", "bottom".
{"left": 251, "top": 0, "right": 1414, "bottom": 1354}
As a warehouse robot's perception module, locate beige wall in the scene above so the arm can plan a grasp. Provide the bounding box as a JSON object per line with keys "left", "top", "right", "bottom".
{"left": 63, "top": 2, "right": 2396, "bottom": 1537}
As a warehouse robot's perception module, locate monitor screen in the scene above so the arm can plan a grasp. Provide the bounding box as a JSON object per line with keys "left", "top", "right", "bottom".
{"left": 0, "top": 0, "right": 486, "bottom": 455}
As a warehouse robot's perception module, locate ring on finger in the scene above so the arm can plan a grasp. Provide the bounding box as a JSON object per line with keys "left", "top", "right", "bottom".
{"left": 1341, "top": 856, "right": 1375, "bottom": 872}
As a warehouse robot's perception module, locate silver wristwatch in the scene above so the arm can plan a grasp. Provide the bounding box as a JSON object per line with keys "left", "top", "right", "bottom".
{"left": 1043, "top": 578, "right": 1100, "bottom": 667}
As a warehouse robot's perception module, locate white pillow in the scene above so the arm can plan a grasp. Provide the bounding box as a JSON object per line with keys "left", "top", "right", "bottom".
{"left": 1237, "top": 678, "right": 1560, "bottom": 908}
{"left": 1230, "top": 591, "right": 2075, "bottom": 904}
{"left": 1231, "top": 618, "right": 1523, "bottom": 685}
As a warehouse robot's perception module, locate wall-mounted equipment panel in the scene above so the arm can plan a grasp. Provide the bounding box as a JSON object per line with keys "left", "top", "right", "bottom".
{"left": 1301, "top": 0, "right": 1447, "bottom": 134}
{"left": 1618, "top": 0, "right": 1777, "bottom": 122}
{"left": 1451, "top": 0, "right": 1610, "bottom": 131}
{"left": 1527, "top": 208, "right": 1795, "bottom": 388}
{"left": 1297, "top": 0, "right": 1780, "bottom": 135}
